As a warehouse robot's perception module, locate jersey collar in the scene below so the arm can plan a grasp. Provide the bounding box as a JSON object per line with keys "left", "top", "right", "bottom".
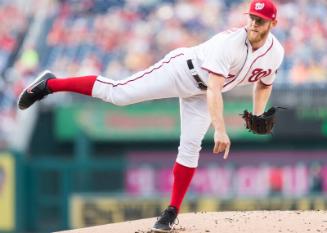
{"left": 244, "top": 27, "right": 273, "bottom": 55}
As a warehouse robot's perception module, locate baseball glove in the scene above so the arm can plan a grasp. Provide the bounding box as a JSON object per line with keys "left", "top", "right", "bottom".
{"left": 241, "top": 107, "right": 282, "bottom": 135}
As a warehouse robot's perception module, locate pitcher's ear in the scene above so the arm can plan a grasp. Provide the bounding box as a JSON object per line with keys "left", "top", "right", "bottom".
{"left": 271, "top": 19, "right": 278, "bottom": 27}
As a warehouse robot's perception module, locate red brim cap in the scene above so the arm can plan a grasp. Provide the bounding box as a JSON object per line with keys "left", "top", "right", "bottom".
{"left": 245, "top": 11, "right": 274, "bottom": 21}
{"left": 246, "top": 0, "right": 277, "bottom": 21}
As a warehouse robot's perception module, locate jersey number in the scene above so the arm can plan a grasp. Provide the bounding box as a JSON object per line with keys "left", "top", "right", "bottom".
{"left": 248, "top": 68, "right": 272, "bottom": 82}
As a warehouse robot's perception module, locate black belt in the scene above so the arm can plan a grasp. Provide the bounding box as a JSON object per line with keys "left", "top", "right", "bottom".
{"left": 187, "top": 59, "right": 208, "bottom": 90}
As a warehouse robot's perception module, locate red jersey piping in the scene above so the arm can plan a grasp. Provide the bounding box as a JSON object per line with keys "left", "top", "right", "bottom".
{"left": 97, "top": 53, "right": 184, "bottom": 87}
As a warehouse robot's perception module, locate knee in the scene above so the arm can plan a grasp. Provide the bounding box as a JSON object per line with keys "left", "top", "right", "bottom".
{"left": 179, "top": 136, "right": 202, "bottom": 155}
{"left": 100, "top": 92, "right": 131, "bottom": 106}
{"left": 176, "top": 155, "right": 199, "bottom": 168}
{"left": 92, "top": 81, "right": 132, "bottom": 106}
{"left": 111, "top": 98, "right": 130, "bottom": 106}
{"left": 176, "top": 138, "right": 202, "bottom": 168}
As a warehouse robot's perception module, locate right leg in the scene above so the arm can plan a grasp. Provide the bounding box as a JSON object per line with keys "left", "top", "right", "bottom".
{"left": 92, "top": 50, "right": 189, "bottom": 105}
{"left": 17, "top": 51, "right": 187, "bottom": 110}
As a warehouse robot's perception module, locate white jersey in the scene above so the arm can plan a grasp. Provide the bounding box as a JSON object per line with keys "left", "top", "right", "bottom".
{"left": 188, "top": 27, "right": 284, "bottom": 92}
{"left": 92, "top": 26, "right": 285, "bottom": 168}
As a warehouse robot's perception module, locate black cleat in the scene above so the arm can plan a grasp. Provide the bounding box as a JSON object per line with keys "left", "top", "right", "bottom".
{"left": 17, "top": 70, "right": 56, "bottom": 110}
{"left": 152, "top": 206, "right": 178, "bottom": 233}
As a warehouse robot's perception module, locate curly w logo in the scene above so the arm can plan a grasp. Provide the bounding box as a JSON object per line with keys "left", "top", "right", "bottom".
{"left": 248, "top": 68, "right": 272, "bottom": 82}
{"left": 255, "top": 3, "right": 265, "bottom": 10}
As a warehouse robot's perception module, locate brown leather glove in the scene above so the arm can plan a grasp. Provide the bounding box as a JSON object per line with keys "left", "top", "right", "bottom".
{"left": 241, "top": 107, "right": 281, "bottom": 135}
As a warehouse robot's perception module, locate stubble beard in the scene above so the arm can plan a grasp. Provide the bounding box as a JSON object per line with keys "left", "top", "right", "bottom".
{"left": 248, "top": 29, "right": 269, "bottom": 44}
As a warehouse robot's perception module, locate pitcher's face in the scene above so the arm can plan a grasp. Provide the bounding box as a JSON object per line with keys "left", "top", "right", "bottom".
{"left": 247, "top": 14, "right": 275, "bottom": 44}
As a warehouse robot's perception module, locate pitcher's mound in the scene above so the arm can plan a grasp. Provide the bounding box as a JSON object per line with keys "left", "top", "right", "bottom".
{"left": 56, "top": 210, "right": 327, "bottom": 233}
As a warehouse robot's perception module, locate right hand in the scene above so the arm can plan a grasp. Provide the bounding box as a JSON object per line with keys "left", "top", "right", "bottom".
{"left": 213, "top": 130, "right": 231, "bottom": 159}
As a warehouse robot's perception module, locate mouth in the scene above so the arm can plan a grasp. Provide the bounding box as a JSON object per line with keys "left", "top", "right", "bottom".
{"left": 249, "top": 30, "right": 260, "bottom": 37}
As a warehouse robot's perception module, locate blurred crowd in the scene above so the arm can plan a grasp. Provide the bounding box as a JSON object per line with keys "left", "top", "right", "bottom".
{"left": 41, "top": 0, "right": 229, "bottom": 79}
{"left": 0, "top": 0, "right": 326, "bottom": 147}
{"left": 39, "top": 0, "right": 327, "bottom": 84}
{"left": 0, "top": 2, "right": 28, "bottom": 74}
{"left": 276, "top": 0, "right": 327, "bottom": 85}
{"left": 0, "top": 1, "right": 30, "bottom": 147}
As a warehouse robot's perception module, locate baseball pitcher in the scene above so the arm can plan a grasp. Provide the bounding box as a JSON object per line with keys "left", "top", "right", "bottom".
{"left": 18, "top": 0, "right": 284, "bottom": 232}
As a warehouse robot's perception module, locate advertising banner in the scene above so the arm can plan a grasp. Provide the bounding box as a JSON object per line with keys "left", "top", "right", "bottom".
{"left": 55, "top": 100, "right": 267, "bottom": 141}
{"left": 0, "top": 153, "right": 15, "bottom": 231}
{"left": 125, "top": 165, "right": 311, "bottom": 198}
{"left": 126, "top": 150, "right": 327, "bottom": 197}
{"left": 70, "top": 195, "right": 327, "bottom": 228}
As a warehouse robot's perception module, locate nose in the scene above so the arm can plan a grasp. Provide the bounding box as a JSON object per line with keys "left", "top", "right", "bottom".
{"left": 250, "top": 19, "right": 258, "bottom": 27}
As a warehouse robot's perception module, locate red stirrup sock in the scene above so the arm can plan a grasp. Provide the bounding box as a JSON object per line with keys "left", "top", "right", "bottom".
{"left": 169, "top": 162, "right": 196, "bottom": 212}
{"left": 47, "top": 75, "right": 97, "bottom": 96}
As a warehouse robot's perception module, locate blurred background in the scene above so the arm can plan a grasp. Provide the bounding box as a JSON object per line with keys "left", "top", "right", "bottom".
{"left": 0, "top": 0, "right": 326, "bottom": 232}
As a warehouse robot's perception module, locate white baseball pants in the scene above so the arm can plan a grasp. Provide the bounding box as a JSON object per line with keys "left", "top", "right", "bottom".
{"left": 92, "top": 48, "right": 211, "bottom": 167}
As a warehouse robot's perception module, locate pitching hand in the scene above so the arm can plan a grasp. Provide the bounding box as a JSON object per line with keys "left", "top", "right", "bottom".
{"left": 213, "top": 130, "right": 231, "bottom": 159}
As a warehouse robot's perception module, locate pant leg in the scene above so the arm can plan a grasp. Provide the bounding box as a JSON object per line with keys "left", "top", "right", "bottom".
{"left": 176, "top": 94, "right": 211, "bottom": 168}
{"left": 92, "top": 51, "right": 186, "bottom": 106}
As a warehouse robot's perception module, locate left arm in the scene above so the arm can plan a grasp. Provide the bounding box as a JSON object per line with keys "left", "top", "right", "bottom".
{"left": 252, "top": 81, "right": 273, "bottom": 115}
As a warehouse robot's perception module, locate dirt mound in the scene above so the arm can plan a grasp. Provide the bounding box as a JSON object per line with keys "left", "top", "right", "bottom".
{"left": 56, "top": 210, "right": 327, "bottom": 233}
